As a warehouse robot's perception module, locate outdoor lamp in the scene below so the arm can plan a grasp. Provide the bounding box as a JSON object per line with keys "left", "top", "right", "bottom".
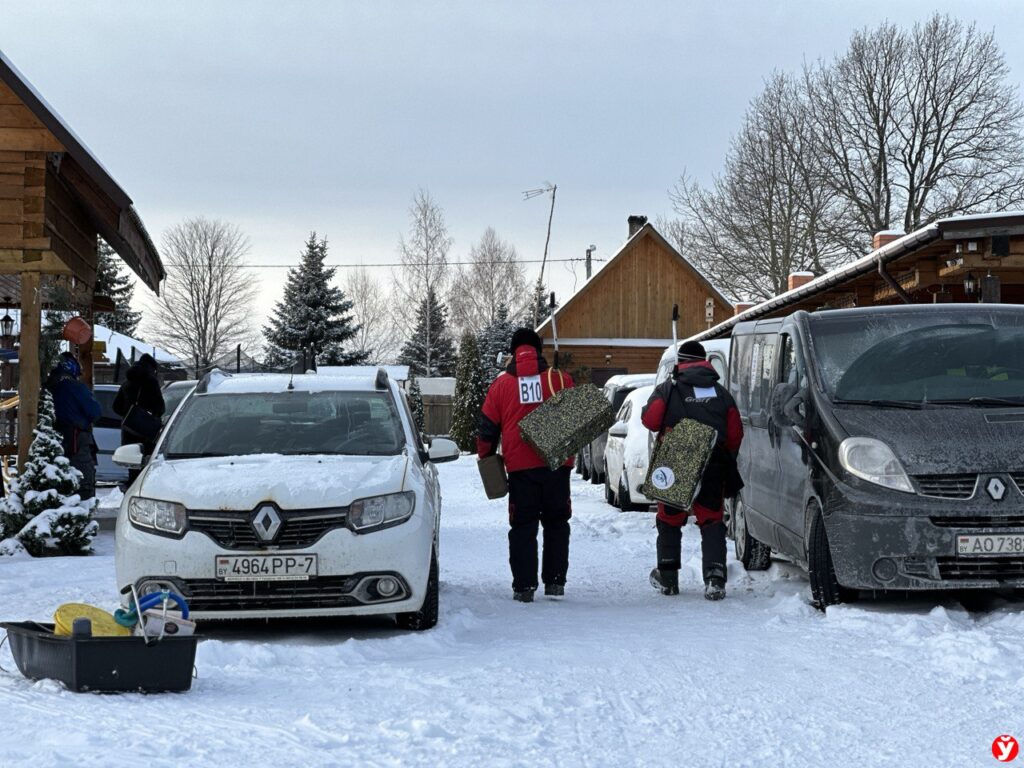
{"left": 0, "top": 296, "right": 14, "bottom": 338}
{"left": 963, "top": 272, "right": 977, "bottom": 296}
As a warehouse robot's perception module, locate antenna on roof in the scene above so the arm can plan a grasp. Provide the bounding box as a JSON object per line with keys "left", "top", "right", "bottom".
{"left": 524, "top": 182, "right": 558, "bottom": 326}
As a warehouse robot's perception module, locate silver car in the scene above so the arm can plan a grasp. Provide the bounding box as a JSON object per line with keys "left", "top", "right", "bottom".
{"left": 579, "top": 374, "right": 656, "bottom": 485}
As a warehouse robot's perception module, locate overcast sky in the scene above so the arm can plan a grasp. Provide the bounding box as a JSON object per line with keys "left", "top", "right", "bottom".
{"left": 3, "top": 0, "right": 1024, "bottom": 332}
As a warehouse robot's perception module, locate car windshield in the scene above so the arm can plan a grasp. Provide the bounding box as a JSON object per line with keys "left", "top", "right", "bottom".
{"left": 161, "top": 390, "right": 407, "bottom": 458}
{"left": 808, "top": 310, "right": 1024, "bottom": 405}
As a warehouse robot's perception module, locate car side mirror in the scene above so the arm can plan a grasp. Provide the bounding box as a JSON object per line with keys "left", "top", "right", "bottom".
{"left": 427, "top": 437, "right": 460, "bottom": 464}
{"left": 112, "top": 443, "right": 145, "bottom": 469}
{"left": 608, "top": 422, "right": 628, "bottom": 438}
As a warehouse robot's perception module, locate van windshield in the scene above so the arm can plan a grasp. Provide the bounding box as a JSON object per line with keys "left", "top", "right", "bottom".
{"left": 807, "top": 310, "right": 1024, "bottom": 405}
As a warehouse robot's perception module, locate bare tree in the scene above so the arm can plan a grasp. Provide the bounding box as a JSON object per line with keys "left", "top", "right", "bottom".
{"left": 147, "top": 217, "right": 259, "bottom": 368}
{"left": 447, "top": 227, "right": 527, "bottom": 337}
{"left": 344, "top": 266, "right": 400, "bottom": 364}
{"left": 393, "top": 189, "right": 452, "bottom": 375}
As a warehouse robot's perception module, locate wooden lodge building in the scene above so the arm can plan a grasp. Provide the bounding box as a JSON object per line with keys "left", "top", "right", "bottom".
{"left": 537, "top": 216, "right": 733, "bottom": 384}
{"left": 0, "top": 50, "right": 163, "bottom": 465}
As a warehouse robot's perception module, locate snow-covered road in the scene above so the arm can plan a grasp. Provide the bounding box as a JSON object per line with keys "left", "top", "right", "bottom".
{"left": 2, "top": 457, "right": 1022, "bottom": 767}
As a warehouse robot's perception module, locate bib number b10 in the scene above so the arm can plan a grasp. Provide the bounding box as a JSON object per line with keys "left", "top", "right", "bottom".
{"left": 519, "top": 375, "right": 543, "bottom": 404}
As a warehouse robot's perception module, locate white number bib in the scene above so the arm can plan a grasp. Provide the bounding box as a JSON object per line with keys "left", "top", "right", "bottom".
{"left": 519, "top": 375, "right": 543, "bottom": 404}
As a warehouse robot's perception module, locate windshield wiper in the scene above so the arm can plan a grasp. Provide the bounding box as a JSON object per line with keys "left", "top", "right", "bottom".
{"left": 833, "top": 398, "right": 928, "bottom": 410}
{"left": 932, "top": 397, "right": 1024, "bottom": 408}
{"left": 165, "top": 452, "right": 228, "bottom": 459}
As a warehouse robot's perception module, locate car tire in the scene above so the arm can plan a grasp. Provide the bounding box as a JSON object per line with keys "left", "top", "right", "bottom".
{"left": 732, "top": 497, "right": 771, "bottom": 571}
{"left": 580, "top": 451, "right": 591, "bottom": 482}
{"left": 589, "top": 456, "right": 603, "bottom": 485}
{"left": 396, "top": 549, "right": 439, "bottom": 631}
{"left": 807, "top": 507, "right": 849, "bottom": 611}
{"left": 619, "top": 476, "right": 641, "bottom": 512}
{"left": 604, "top": 475, "right": 616, "bottom": 506}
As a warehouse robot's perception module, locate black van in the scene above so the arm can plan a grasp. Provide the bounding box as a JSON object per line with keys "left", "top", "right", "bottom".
{"left": 727, "top": 304, "right": 1024, "bottom": 607}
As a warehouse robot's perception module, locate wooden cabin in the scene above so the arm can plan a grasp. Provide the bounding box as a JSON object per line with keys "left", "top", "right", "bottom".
{"left": 537, "top": 217, "right": 733, "bottom": 384}
{"left": 0, "top": 50, "right": 163, "bottom": 465}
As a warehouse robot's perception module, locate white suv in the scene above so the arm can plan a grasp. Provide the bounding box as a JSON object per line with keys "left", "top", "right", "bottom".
{"left": 113, "top": 369, "right": 458, "bottom": 630}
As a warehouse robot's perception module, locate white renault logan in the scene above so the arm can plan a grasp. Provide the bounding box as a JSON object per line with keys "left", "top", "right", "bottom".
{"left": 113, "top": 369, "right": 458, "bottom": 630}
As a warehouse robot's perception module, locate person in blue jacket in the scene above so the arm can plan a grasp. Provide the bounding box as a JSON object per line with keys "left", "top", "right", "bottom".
{"left": 45, "top": 352, "right": 102, "bottom": 499}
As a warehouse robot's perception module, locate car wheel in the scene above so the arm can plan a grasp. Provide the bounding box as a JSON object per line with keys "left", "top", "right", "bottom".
{"left": 580, "top": 450, "right": 591, "bottom": 481}
{"left": 589, "top": 456, "right": 603, "bottom": 485}
{"left": 732, "top": 497, "right": 771, "bottom": 571}
{"left": 807, "top": 506, "right": 850, "bottom": 611}
{"left": 619, "top": 476, "right": 640, "bottom": 512}
{"left": 604, "top": 475, "right": 616, "bottom": 506}
{"left": 574, "top": 454, "right": 583, "bottom": 476}
{"left": 396, "top": 549, "right": 439, "bottom": 631}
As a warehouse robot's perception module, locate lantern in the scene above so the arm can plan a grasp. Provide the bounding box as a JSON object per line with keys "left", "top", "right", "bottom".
{"left": 0, "top": 296, "right": 13, "bottom": 339}
{"left": 963, "top": 272, "right": 977, "bottom": 297}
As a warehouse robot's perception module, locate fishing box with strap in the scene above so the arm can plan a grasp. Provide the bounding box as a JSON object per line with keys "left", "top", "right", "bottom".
{"left": 519, "top": 369, "right": 617, "bottom": 471}
{"left": 641, "top": 418, "right": 719, "bottom": 510}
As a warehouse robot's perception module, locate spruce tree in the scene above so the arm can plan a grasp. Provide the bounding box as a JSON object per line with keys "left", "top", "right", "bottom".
{"left": 478, "top": 303, "right": 516, "bottom": 384}
{"left": 525, "top": 277, "right": 553, "bottom": 327}
{"left": 407, "top": 373, "right": 425, "bottom": 435}
{"left": 95, "top": 240, "right": 142, "bottom": 336}
{"left": 0, "top": 390, "right": 97, "bottom": 556}
{"left": 397, "top": 289, "right": 457, "bottom": 377}
{"left": 263, "top": 233, "right": 368, "bottom": 366}
{"left": 449, "top": 332, "right": 486, "bottom": 451}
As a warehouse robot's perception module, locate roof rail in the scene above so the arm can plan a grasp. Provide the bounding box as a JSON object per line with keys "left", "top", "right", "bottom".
{"left": 195, "top": 367, "right": 229, "bottom": 394}
{"left": 375, "top": 368, "right": 389, "bottom": 391}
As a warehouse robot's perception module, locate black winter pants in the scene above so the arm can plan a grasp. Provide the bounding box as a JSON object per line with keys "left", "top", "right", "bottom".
{"left": 507, "top": 466, "right": 572, "bottom": 592}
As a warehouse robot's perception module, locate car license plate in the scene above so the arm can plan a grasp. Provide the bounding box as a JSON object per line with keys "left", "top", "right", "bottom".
{"left": 957, "top": 534, "right": 1024, "bottom": 556}
{"left": 215, "top": 554, "right": 318, "bottom": 581}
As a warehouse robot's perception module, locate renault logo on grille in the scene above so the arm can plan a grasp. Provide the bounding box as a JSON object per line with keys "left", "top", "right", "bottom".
{"left": 252, "top": 505, "right": 282, "bottom": 541}
{"left": 987, "top": 477, "right": 1007, "bottom": 502}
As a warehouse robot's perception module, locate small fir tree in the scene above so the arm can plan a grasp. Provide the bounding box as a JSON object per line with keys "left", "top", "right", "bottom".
{"left": 397, "top": 288, "right": 457, "bottom": 377}
{"left": 478, "top": 303, "right": 516, "bottom": 384}
{"left": 263, "top": 233, "right": 368, "bottom": 366}
{"left": 407, "top": 374, "right": 425, "bottom": 435}
{"left": 449, "top": 332, "right": 486, "bottom": 451}
{"left": 0, "top": 390, "right": 97, "bottom": 556}
{"left": 525, "top": 277, "right": 553, "bottom": 327}
{"left": 95, "top": 240, "right": 142, "bottom": 336}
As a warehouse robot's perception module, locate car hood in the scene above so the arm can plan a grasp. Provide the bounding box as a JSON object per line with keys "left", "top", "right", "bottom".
{"left": 832, "top": 407, "right": 1024, "bottom": 474}
{"left": 137, "top": 454, "right": 410, "bottom": 509}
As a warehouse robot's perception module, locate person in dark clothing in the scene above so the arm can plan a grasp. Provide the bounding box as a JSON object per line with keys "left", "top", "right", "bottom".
{"left": 477, "top": 328, "right": 576, "bottom": 603}
{"left": 45, "top": 352, "right": 102, "bottom": 500}
{"left": 113, "top": 353, "right": 166, "bottom": 484}
{"left": 641, "top": 340, "right": 744, "bottom": 600}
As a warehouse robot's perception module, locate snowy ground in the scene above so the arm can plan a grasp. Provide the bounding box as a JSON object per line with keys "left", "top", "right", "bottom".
{"left": 2, "top": 457, "right": 1023, "bottom": 767}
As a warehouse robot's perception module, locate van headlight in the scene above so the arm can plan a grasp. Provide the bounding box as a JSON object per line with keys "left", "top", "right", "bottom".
{"left": 348, "top": 492, "right": 415, "bottom": 533}
{"left": 128, "top": 497, "right": 188, "bottom": 536}
{"left": 838, "top": 437, "right": 914, "bottom": 493}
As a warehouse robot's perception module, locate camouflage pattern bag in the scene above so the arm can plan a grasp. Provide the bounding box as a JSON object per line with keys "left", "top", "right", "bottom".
{"left": 642, "top": 418, "right": 718, "bottom": 509}
{"left": 519, "top": 376, "right": 617, "bottom": 471}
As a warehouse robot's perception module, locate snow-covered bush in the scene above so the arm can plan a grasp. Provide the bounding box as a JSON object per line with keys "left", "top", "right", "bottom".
{"left": 0, "top": 390, "right": 97, "bottom": 556}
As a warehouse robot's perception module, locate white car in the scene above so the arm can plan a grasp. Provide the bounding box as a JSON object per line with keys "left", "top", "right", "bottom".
{"left": 603, "top": 385, "right": 655, "bottom": 511}
{"left": 113, "top": 369, "right": 459, "bottom": 630}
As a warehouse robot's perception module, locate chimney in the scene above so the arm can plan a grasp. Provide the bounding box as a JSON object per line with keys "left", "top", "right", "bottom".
{"left": 734, "top": 301, "right": 756, "bottom": 316}
{"left": 872, "top": 230, "right": 904, "bottom": 250}
{"left": 627, "top": 215, "right": 648, "bottom": 238}
{"left": 787, "top": 272, "right": 815, "bottom": 292}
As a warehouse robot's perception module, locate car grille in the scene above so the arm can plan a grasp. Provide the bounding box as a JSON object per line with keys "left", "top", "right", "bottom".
{"left": 937, "top": 556, "right": 1024, "bottom": 581}
{"left": 913, "top": 474, "right": 977, "bottom": 499}
{"left": 182, "top": 576, "right": 362, "bottom": 612}
{"left": 189, "top": 509, "right": 348, "bottom": 550}
{"left": 931, "top": 515, "right": 1024, "bottom": 529}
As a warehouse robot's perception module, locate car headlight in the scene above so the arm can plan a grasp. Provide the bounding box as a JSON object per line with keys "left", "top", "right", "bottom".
{"left": 838, "top": 437, "right": 914, "bottom": 493}
{"left": 128, "top": 497, "right": 188, "bottom": 536}
{"left": 348, "top": 492, "right": 415, "bottom": 533}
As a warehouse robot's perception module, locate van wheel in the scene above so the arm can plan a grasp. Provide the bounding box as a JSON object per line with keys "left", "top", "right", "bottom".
{"left": 396, "top": 550, "right": 439, "bottom": 631}
{"left": 807, "top": 508, "right": 848, "bottom": 611}
{"left": 733, "top": 497, "right": 771, "bottom": 571}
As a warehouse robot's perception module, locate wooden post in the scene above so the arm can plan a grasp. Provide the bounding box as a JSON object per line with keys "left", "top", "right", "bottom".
{"left": 80, "top": 312, "right": 95, "bottom": 390}
{"left": 18, "top": 272, "right": 41, "bottom": 470}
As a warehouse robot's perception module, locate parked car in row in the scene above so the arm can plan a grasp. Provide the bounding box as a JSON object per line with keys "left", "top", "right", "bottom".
{"left": 161, "top": 380, "right": 197, "bottom": 424}
{"left": 579, "top": 374, "right": 655, "bottom": 484}
{"left": 114, "top": 368, "right": 459, "bottom": 630}
{"left": 604, "top": 385, "right": 655, "bottom": 511}
{"left": 727, "top": 304, "right": 1024, "bottom": 608}
{"left": 93, "top": 384, "right": 127, "bottom": 485}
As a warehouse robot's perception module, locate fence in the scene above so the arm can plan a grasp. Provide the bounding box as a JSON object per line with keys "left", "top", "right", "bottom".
{"left": 422, "top": 396, "right": 453, "bottom": 437}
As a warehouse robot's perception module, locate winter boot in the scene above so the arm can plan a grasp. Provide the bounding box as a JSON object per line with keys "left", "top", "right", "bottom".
{"left": 513, "top": 588, "right": 536, "bottom": 603}
{"left": 704, "top": 570, "right": 727, "bottom": 601}
{"left": 699, "top": 519, "right": 727, "bottom": 600}
{"left": 650, "top": 567, "right": 680, "bottom": 596}
{"left": 544, "top": 583, "right": 565, "bottom": 597}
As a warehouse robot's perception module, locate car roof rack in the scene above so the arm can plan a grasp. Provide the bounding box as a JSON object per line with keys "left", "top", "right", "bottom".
{"left": 375, "top": 368, "right": 389, "bottom": 391}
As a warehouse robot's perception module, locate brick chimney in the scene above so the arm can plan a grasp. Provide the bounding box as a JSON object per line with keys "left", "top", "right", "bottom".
{"left": 734, "top": 301, "right": 756, "bottom": 316}
{"left": 628, "top": 215, "right": 648, "bottom": 238}
{"left": 787, "top": 272, "right": 815, "bottom": 292}
{"left": 872, "top": 230, "right": 904, "bottom": 250}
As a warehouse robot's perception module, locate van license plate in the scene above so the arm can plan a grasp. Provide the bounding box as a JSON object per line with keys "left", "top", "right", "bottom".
{"left": 957, "top": 535, "right": 1024, "bottom": 556}
{"left": 215, "top": 554, "right": 318, "bottom": 581}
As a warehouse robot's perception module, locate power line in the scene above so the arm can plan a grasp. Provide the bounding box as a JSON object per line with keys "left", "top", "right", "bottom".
{"left": 163, "top": 257, "right": 605, "bottom": 270}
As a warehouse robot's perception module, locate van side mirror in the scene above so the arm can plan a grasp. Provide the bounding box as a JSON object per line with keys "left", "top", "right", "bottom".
{"left": 770, "top": 383, "right": 805, "bottom": 428}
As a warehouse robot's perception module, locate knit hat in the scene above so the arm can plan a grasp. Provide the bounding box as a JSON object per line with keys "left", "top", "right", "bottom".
{"left": 677, "top": 341, "right": 706, "bottom": 362}
{"left": 509, "top": 328, "right": 543, "bottom": 353}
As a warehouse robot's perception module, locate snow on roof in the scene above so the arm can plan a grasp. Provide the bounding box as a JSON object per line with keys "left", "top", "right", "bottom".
{"left": 605, "top": 373, "right": 657, "bottom": 388}
{"left": 203, "top": 372, "right": 387, "bottom": 395}
{"left": 317, "top": 365, "right": 409, "bottom": 381}
{"left": 93, "top": 324, "right": 181, "bottom": 366}
{"left": 417, "top": 377, "right": 456, "bottom": 396}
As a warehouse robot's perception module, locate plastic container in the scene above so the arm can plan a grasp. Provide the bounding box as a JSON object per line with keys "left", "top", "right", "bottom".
{"left": 61, "top": 316, "right": 93, "bottom": 345}
{"left": 1, "top": 621, "right": 199, "bottom": 693}
{"left": 477, "top": 454, "right": 508, "bottom": 499}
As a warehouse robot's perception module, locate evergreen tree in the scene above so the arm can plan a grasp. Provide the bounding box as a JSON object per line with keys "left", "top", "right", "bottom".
{"left": 397, "top": 289, "right": 457, "bottom": 377}
{"left": 95, "top": 240, "right": 142, "bottom": 336}
{"left": 407, "top": 373, "right": 425, "bottom": 435}
{"left": 524, "top": 277, "right": 553, "bottom": 327}
{"left": 0, "top": 391, "right": 97, "bottom": 556}
{"left": 449, "top": 332, "right": 486, "bottom": 451}
{"left": 263, "top": 233, "right": 368, "bottom": 366}
{"left": 478, "top": 303, "right": 516, "bottom": 384}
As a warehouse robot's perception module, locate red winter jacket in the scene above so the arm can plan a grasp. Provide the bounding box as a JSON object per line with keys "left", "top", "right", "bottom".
{"left": 641, "top": 360, "right": 743, "bottom": 454}
{"left": 477, "top": 345, "right": 575, "bottom": 472}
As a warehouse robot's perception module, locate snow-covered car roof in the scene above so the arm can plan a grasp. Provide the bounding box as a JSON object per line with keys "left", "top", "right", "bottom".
{"left": 199, "top": 371, "right": 394, "bottom": 395}
{"left": 605, "top": 373, "right": 656, "bottom": 389}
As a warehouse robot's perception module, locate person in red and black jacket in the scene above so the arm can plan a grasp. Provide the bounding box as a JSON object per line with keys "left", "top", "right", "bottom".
{"left": 641, "top": 340, "right": 743, "bottom": 600}
{"left": 477, "top": 328, "right": 575, "bottom": 603}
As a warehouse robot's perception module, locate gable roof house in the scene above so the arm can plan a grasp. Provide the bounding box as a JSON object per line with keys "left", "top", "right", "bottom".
{"left": 0, "top": 50, "right": 164, "bottom": 465}
{"left": 536, "top": 216, "right": 733, "bottom": 384}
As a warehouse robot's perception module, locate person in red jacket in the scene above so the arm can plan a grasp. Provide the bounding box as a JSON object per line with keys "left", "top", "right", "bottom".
{"left": 641, "top": 340, "right": 744, "bottom": 600}
{"left": 477, "top": 328, "right": 575, "bottom": 603}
